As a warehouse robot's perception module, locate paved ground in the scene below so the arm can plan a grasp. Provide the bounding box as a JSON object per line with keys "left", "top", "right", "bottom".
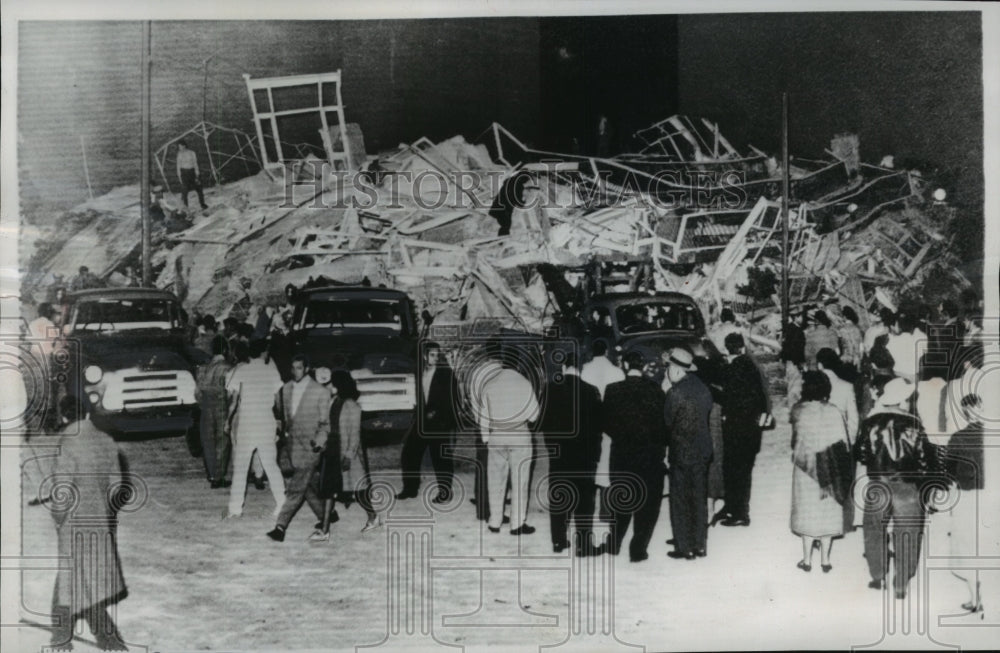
{"left": 13, "top": 382, "right": 999, "bottom": 652}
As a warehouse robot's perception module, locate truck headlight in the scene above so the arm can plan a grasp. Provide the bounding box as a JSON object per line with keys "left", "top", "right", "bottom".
{"left": 87, "top": 391, "right": 101, "bottom": 407}
{"left": 84, "top": 365, "right": 103, "bottom": 384}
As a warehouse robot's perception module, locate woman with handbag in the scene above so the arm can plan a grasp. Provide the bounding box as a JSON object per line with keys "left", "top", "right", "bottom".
{"left": 790, "top": 371, "right": 852, "bottom": 573}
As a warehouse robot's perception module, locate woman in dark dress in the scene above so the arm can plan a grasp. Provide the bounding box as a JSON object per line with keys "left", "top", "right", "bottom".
{"left": 312, "top": 369, "right": 379, "bottom": 540}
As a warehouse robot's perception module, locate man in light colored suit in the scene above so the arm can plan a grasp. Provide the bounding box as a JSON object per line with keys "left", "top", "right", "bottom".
{"left": 478, "top": 346, "right": 540, "bottom": 535}
{"left": 226, "top": 340, "right": 287, "bottom": 520}
{"left": 267, "top": 354, "right": 332, "bottom": 542}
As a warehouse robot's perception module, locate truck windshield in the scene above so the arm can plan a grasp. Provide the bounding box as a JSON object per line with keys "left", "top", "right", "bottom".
{"left": 615, "top": 302, "right": 702, "bottom": 335}
{"left": 299, "top": 299, "right": 405, "bottom": 333}
{"left": 72, "top": 298, "right": 178, "bottom": 332}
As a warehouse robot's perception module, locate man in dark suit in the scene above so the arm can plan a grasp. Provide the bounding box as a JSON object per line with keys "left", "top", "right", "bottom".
{"left": 539, "top": 349, "right": 603, "bottom": 555}
{"left": 718, "top": 333, "right": 770, "bottom": 527}
{"left": 267, "top": 355, "right": 332, "bottom": 542}
{"left": 602, "top": 351, "right": 668, "bottom": 562}
{"left": 663, "top": 347, "right": 715, "bottom": 559}
{"left": 399, "top": 342, "right": 459, "bottom": 503}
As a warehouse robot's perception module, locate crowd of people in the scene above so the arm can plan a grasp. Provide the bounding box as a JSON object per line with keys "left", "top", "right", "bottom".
{"left": 780, "top": 296, "right": 987, "bottom": 611}
{"left": 27, "top": 285, "right": 989, "bottom": 649}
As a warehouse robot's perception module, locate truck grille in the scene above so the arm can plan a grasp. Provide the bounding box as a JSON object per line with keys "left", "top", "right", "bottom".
{"left": 353, "top": 372, "right": 415, "bottom": 413}
{"left": 99, "top": 368, "right": 197, "bottom": 412}
{"left": 121, "top": 372, "right": 181, "bottom": 409}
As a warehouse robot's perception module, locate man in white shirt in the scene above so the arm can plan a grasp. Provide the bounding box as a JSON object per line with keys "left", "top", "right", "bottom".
{"left": 478, "top": 346, "right": 541, "bottom": 535}
{"left": 176, "top": 139, "right": 208, "bottom": 211}
{"left": 863, "top": 308, "right": 893, "bottom": 356}
{"left": 580, "top": 340, "right": 625, "bottom": 534}
{"left": 886, "top": 313, "right": 921, "bottom": 382}
{"left": 225, "top": 340, "right": 286, "bottom": 519}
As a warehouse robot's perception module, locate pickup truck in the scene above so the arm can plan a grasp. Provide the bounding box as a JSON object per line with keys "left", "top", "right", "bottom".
{"left": 289, "top": 286, "right": 418, "bottom": 438}
{"left": 60, "top": 287, "right": 199, "bottom": 435}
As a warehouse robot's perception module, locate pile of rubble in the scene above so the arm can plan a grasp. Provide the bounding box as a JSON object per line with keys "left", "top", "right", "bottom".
{"left": 23, "top": 72, "right": 970, "bottom": 341}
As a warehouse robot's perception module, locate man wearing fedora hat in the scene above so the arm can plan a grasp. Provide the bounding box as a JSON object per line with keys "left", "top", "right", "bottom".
{"left": 663, "top": 347, "right": 714, "bottom": 559}
{"left": 856, "top": 376, "right": 941, "bottom": 599}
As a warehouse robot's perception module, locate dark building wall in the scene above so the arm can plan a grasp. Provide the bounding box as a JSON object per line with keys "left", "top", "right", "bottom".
{"left": 18, "top": 19, "right": 541, "bottom": 209}
{"left": 675, "top": 12, "right": 983, "bottom": 230}
{"left": 539, "top": 15, "right": 678, "bottom": 154}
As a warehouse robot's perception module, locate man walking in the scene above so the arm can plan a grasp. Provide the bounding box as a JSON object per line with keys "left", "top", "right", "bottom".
{"left": 602, "top": 351, "right": 667, "bottom": 562}
{"left": 176, "top": 139, "right": 209, "bottom": 211}
{"left": 47, "top": 395, "right": 129, "bottom": 651}
{"left": 195, "top": 337, "right": 233, "bottom": 488}
{"left": 856, "top": 377, "right": 940, "bottom": 599}
{"left": 225, "top": 340, "right": 287, "bottom": 519}
{"left": 267, "top": 355, "right": 332, "bottom": 542}
{"left": 479, "top": 345, "right": 541, "bottom": 535}
{"left": 540, "top": 349, "right": 602, "bottom": 554}
{"left": 663, "top": 347, "right": 714, "bottom": 560}
{"left": 398, "top": 342, "right": 459, "bottom": 503}
{"left": 718, "top": 333, "right": 770, "bottom": 527}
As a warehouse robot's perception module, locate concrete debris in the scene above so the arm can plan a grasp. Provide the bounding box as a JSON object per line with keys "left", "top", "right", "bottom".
{"left": 26, "top": 106, "right": 963, "bottom": 344}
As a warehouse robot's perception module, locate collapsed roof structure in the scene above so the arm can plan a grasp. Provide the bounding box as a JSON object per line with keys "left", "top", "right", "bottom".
{"left": 24, "top": 70, "right": 970, "bottom": 342}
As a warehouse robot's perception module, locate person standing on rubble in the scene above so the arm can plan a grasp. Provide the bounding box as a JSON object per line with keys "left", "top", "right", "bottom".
{"left": 596, "top": 114, "right": 613, "bottom": 157}
{"left": 602, "top": 351, "right": 668, "bottom": 562}
{"left": 195, "top": 336, "right": 233, "bottom": 489}
{"left": 175, "top": 139, "right": 209, "bottom": 211}
{"left": 488, "top": 168, "right": 531, "bottom": 237}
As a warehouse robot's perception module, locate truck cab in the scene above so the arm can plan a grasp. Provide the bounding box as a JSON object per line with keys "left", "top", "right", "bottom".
{"left": 62, "top": 288, "right": 198, "bottom": 434}
{"left": 289, "top": 286, "right": 418, "bottom": 436}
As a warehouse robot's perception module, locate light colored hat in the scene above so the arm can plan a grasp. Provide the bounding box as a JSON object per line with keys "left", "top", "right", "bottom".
{"left": 667, "top": 347, "right": 694, "bottom": 370}
{"left": 877, "top": 377, "right": 915, "bottom": 408}
{"left": 315, "top": 367, "right": 332, "bottom": 385}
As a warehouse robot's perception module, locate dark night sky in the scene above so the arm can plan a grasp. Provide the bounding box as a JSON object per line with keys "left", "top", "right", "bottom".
{"left": 677, "top": 12, "right": 982, "bottom": 213}
{"left": 18, "top": 11, "right": 984, "bottom": 246}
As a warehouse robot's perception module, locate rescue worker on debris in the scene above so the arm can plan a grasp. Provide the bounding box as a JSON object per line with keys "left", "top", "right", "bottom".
{"left": 176, "top": 139, "right": 209, "bottom": 211}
